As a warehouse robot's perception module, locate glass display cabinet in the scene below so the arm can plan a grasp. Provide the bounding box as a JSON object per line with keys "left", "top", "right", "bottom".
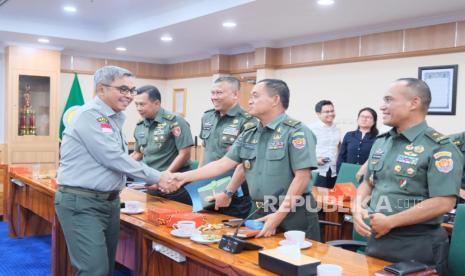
{"left": 4, "top": 46, "right": 60, "bottom": 166}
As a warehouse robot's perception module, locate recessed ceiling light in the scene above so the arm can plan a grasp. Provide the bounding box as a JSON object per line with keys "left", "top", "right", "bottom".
{"left": 222, "top": 21, "right": 237, "bottom": 28}
{"left": 116, "top": 47, "right": 127, "bottom": 52}
{"left": 63, "top": 6, "right": 77, "bottom": 13}
{"left": 38, "top": 38, "right": 50, "bottom": 43}
{"left": 317, "top": 0, "right": 334, "bottom": 5}
{"left": 160, "top": 35, "right": 173, "bottom": 42}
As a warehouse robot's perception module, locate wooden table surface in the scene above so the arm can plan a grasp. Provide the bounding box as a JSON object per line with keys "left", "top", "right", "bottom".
{"left": 7, "top": 169, "right": 392, "bottom": 275}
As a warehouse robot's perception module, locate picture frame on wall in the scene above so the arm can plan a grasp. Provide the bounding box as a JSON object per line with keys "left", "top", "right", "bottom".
{"left": 418, "top": 64, "right": 458, "bottom": 115}
{"left": 173, "top": 88, "right": 187, "bottom": 117}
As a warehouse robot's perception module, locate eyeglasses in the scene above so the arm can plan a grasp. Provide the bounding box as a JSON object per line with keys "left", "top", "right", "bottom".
{"left": 102, "top": 84, "right": 137, "bottom": 96}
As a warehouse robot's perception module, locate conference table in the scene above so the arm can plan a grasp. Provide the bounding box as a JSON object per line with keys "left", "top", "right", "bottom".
{"left": 6, "top": 167, "right": 391, "bottom": 275}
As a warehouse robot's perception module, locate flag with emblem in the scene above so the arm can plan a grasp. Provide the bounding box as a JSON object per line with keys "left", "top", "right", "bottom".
{"left": 59, "top": 73, "right": 85, "bottom": 140}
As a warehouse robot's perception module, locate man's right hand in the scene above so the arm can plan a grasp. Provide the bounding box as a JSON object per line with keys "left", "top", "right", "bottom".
{"left": 353, "top": 208, "right": 371, "bottom": 237}
{"left": 209, "top": 192, "right": 232, "bottom": 210}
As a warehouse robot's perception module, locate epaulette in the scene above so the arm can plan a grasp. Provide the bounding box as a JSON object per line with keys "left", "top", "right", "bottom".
{"left": 162, "top": 114, "right": 176, "bottom": 121}
{"left": 243, "top": 122, "right": 257, "bottom": 131}
{"left": 376, "top": 131, "right": 389, "bottom": 138}
{"left": 136, "top": 119, "right": 144, "bottom": 125}
{"left": 204, "top": 108, "right": 215, "bottom": 114}
{"left": 240, "top": 110, "right": 253, "bottom": 119}
{"left": 283, "top": 118, "right": 301, "bottom": 128}
{"left": 425, "top": 129, "right": 448, "bottom": 144}
{"left": 452, "top": 139, "right": 463, "bottom": 147}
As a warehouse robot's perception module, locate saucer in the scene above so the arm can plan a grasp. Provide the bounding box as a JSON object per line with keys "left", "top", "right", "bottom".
{"left": 171, "top": 229, "right": 199, "bottom": 238}
{"left": 278, "top": 239, "right": 312, "bottom": 249}
{"left": 120, "top": 207, "right": 144, "bottom": 214}
{"left": 190, "top": 234, "right": 222, "bottom": 244}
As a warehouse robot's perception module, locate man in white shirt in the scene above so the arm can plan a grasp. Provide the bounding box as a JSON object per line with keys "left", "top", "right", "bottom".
{"left": 308, "top": 100, "right": 341, "bottom": 188}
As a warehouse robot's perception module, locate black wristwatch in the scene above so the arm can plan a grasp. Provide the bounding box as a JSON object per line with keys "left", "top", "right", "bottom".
{"left": 223, "top": 189, "right": 234, "bottom": 198}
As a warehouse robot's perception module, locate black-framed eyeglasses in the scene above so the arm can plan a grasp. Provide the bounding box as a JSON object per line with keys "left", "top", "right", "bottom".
{"left": 102, "top": 84, "right": 137, "bottom": 96}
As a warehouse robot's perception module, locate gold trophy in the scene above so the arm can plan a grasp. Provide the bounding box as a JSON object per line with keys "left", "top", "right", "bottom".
{"left": 19, "top": 84, "right": 37, "bottom": 136}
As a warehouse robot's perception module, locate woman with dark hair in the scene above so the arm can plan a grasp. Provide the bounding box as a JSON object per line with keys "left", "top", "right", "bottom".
{"left": 336, "top": 107, "right": 378, "bottom": 173}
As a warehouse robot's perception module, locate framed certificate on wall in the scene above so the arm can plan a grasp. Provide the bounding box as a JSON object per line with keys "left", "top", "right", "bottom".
{"left": 418, "top": 64, "right": 458, "bottom": 115}
{"left": 173, "top": 88, "right": 187, "bottom": 117}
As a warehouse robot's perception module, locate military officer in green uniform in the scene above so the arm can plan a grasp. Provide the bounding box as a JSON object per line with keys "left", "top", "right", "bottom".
{"left": 353, "top": 78, "right": 463, "bottom": 275}
{"left": 197, "top": 76, "right": 257, "bottom": 218}
{"left": 56, "top": 66, "right": 165, "bottom": 276}
{"left": 131, "top": 85, "right": 194, "bottom": 204}
{"left": 167, "top": 79, "right": 320, "bottom": 239}
{"left": 449, "top": 132, "right": 465, "bottom": 201}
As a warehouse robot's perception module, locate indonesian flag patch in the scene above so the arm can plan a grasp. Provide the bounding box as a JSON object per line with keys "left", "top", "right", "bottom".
{"left": 100, "top": 123, "right": 113, "bottom": 133}
{"left": 171, "top": 126, "right": 182, "bottom": 137}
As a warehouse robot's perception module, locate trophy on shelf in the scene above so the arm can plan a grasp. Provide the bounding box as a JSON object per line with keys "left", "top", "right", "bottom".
{"left": 19, "top": 84, "right": 37, "bottom": 136}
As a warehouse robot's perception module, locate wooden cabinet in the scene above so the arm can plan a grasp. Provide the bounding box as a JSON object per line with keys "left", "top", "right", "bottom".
{"left": 0, "top": 165, "right": 7, "bottom": 220}
{"left": 4, "top": 46, "right": 60, "bottom": 166}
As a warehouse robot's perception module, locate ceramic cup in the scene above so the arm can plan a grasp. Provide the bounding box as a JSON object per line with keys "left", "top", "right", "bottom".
{"left": 284, "top": 230, "right": 305, "bottom": 245}
{"left": 173, "top": 220, "right": 196, "bottom": 235}
{"left": 317, "top": 264, "right": 342, "bottom": 276}
{"left": 125, "top": 200, "right": 141, "bottom": 212}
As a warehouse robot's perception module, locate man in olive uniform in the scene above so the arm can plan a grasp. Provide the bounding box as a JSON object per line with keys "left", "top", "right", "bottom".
{"left": 131, "top": 85, "right": 194, "bottom": 204}
{"left": 197, "top": 76, "right": 257, "bottom": 218}
{"left": 353, "top": 78, "right": 463, "bottom": 275}
{"left": 167, "top": 79, "right": 320, "bottom": 239}
{"left": 449, "top": 132, "right": 465, "bottom": 201}
{"left": 56, "top": 66, "right": 165, "bottom": 276}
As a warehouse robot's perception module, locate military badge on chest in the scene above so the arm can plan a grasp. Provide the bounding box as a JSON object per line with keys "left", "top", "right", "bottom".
{"left": 371, "top": 148, "right": 384, "bottom": 164}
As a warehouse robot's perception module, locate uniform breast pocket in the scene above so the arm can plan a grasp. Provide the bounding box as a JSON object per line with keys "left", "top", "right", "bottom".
{"left": 266, "top": 150, "right": 286, "bottom": 175}
{"left": 221, "top": 134, "right": 237, "bottom": 146}
{"left": 200, "top": 128, "right": 211, "bottom": 140}
{"left": 369, "top": 159, "right": 384, "bottom": 172}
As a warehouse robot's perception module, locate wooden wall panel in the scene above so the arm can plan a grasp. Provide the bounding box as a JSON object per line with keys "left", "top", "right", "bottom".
{"left": 457, "top": 21, "right": 465, "bottom": 46}
{"left": 324, "top": 37, "right": 360, "bottom": 60}
{"left": 275, "top": 47, "right": 292, "bottom": 66}
{"left": 361, "top": 31, "right": 403, "bottom": 56}
{"left": 290, "top": 42, "right": 322, "bottom": 64}
{"left": 405, "top": 23, "right": 456, "bottom": 52}
{"left": 106, "top": 59, "right": 138, "bottom": 75}
{"left": 61, "top": 55, "right": 105, "bottom": 74}
{"left": 137, "top": 62, "right": 166, "bottom": 79}
{"left": 229, "top": 52, "right": 255, "bottom": 73}
{"left": 211, "top": 55, "right": 230, "bottom": 74}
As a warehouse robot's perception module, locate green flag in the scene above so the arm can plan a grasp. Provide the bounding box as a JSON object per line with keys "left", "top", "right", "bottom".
{"left": 59, "top": 73, "right": 84, "bottom": 140}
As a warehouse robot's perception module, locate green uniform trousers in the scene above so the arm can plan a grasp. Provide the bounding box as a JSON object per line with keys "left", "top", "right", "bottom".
{"left": 366, "top": 224, "right": 450, "bottom": 276}
{"left": 55, "top": 189, "right": 120, "bottom": 276}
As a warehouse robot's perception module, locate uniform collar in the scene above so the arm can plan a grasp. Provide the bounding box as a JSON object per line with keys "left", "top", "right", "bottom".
{"left": 153, "top": 107, "right": 166, "bottom": 124}
{"left": 390, "top": 121, "right": 428, "bottom": 142}
{"left": 264, "top": 113, "right": 287, "bottom": 130}
{"left": 95, "top": 96, "right": 116, "bottom": 117}
{"left": 223, "top": 104, "right": 242, "bottom": 117}
{"left": 142, "top": 108, "right": 164, "bottom": 127}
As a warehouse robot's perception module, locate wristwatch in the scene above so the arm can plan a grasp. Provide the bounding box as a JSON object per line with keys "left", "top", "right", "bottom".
{"left": 223, "top": 189, "right": 234, "bottom": 198}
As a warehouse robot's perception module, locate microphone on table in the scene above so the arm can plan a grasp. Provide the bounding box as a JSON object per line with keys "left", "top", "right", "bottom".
{"left": 219, "top": 188, "right": 285, "bottom": 254}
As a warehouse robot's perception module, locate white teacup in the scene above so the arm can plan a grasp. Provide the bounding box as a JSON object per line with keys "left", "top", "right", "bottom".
{"left": 317, "top": 264, "right": 342, "bottom": 276}
{"left": 284, "top": 230, "right": 305, "bottom": 245}
{"left": 125, "top": 201, "right": 141, "bottom": 211}
{"left": 173, "top": 220, "right": 196, "bottom": 235}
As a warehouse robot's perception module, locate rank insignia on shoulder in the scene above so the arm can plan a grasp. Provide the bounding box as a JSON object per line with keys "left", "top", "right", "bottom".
{"left": 163, "top": 114, "right": 175, "bottom": 121}
{"left": 284, "top": 119, "right": 301, "bottom": 127}
{"left": 243, "top": 122, "right": 256, "bottom": 130}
